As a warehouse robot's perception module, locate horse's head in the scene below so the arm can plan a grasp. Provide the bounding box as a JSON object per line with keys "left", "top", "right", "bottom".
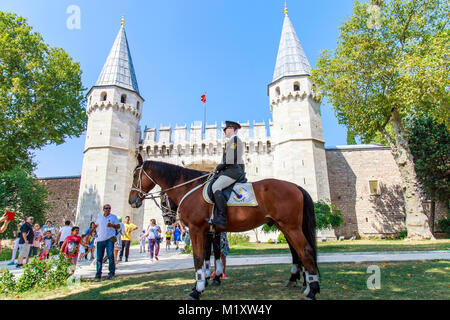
{"left": 128, "top": 154, "right": 157, "bottom": 208}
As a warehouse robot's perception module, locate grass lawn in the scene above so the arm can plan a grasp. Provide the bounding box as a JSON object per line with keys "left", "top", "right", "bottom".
{"left": 3, "top": 260, "right": 448, "bottom": 300}
{"left": 228, "top": 239, "right": 450, "bottom": 256}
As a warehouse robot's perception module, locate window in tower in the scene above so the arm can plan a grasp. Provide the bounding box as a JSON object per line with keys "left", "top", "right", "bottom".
{"left": 121, "top": 94, "right": 127, "bottom": 104}
{"left": 293, "top": 82, "right": 300, "bottom": 91}
{"left": 136, "top": 101, "right": 140, "bottom": 111}
{"left": 101, "top": 92, "right": 107, "bottom": 101}
{"left": 369, "top": 180, "right": 380, "bottom": 195}
{"left": 275, "top": 87, "right": 281, "bottom": 96}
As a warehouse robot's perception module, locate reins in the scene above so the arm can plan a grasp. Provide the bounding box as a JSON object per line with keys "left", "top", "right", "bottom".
{"left": 131, "top": 164, "right": 214, "bottom": 214}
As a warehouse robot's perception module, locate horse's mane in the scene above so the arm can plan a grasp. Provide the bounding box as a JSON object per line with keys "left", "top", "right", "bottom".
{"left": 143, "top": 161, "right": 208, "bottom": 187}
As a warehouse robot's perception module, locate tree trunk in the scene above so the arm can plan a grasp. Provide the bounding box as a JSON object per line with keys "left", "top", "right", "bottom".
{"left": 430, "top": 201, "right": 435, "bottom": 234}
{"left": 384, "top": 109, "right": 434, "bottom": 239}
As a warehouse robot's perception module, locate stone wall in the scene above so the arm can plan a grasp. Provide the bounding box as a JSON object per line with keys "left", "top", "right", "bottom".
{"left": 37, "top": 176, "right": 81, "bottom": 230}
{"left": 326, "top": 146, "right": 407, "bottom": 238}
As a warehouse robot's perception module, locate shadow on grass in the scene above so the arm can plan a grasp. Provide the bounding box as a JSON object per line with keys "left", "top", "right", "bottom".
{"left": 54, "top": 261, "right": 450, "bottom": 300}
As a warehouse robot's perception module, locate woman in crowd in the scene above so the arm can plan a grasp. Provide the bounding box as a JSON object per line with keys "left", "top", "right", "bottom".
{"left": 145, "top": 219, "right": 161, "bottom": 262}
{"left": 7, "top": 220, "right": 24, "bottom": 265}
{"left": 173, "top": 223, "right": 182, "bottom": 250}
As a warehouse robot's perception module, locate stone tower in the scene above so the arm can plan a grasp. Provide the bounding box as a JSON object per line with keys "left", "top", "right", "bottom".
{"left": 269, "top": 7, "right": 332, "bottom": 207}
{"left": 75, "top": 17, "right": 144, "bottom": 232}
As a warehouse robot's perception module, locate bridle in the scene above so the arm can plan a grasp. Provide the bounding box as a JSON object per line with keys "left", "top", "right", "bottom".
{"left": 130, "top": 163, "right": 214, "bottom": 212}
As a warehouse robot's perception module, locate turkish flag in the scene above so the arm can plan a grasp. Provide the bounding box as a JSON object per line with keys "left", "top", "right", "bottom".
{"left": 5, "top": 211, "right": 15, "bottom": 221}
{"left": 201, "top": 94, "right": 206, "bottom": 104}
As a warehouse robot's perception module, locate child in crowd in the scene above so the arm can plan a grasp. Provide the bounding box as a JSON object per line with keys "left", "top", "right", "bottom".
{"left": 139, "top": 230, "right": 146, "bottom": 253}
{"left": 60, "top": 227, "right": 88, "bottom": 266}
{"left": 165, "top": 228, "right": 172, "bottom": 251}
{"left": 39, "top": 230, "right": 54, "bottom": 260}
{"left": 78, "top": 234, "right": 88, "bottom": 262}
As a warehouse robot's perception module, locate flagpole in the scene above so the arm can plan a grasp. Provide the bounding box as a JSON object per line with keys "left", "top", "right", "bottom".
{"left": 203, "top": 92, "right": 207, "bottom": 137}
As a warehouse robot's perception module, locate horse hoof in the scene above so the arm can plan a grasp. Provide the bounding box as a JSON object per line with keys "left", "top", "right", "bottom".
{"left": 285, "top": 280, "right": 297, "bottom": 287}
{"left": 211, "top": 279, "right": 221, "bottom": 287}
{"left": 187, "top": 289, "right": 201, "bottom": 300}
{"left": 302, "top": 282, "right": 320, "bottom": 300}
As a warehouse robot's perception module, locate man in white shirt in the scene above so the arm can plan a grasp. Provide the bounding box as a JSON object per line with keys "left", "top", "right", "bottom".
{"left": 91, "top": 204, "right": 120, "bottom": 280}
{"left": 56, "top": 220, "right": 72, "bottom": 248}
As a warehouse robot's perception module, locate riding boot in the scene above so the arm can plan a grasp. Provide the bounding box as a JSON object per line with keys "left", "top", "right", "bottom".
{"left": 211, "top": 190, "right": 227, "bottom": 229}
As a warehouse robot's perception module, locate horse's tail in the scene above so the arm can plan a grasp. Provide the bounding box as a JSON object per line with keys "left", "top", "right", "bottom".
{"left": 297, "top": 186, "right": 319, "bottom": 274}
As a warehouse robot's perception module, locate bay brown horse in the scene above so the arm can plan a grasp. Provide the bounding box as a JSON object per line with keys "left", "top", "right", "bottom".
{"left": 128, "top": 155, "right": 320, "bottom": 300}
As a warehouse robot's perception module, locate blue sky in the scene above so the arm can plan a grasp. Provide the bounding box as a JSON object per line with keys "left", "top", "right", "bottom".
{"left": 1, "top": 0, "right": 357, "bottom": 178}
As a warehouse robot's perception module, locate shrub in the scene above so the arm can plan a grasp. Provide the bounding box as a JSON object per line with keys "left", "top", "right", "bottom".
{"left": 0, "top": 269, "right": 16, "bottom": 294}
{"left": 395, "top": 229, "right": 408, "bottom": 240}
{"left": 0, "top": 253, "right": 72, "bottom": 296}
{"left": 182, "top": 244, "right": 192, "bottom": 254}
{"left": 315, "top": 202, "right": 344, "bottom": 230}
{"left": 277, "top": 233, "right": 287, "bottom": 244}
{"left": 228, "top": 233, "right": 249, "bottom": 245}
{"left": 438, "top": 217, "right": 450, "bottom": 237}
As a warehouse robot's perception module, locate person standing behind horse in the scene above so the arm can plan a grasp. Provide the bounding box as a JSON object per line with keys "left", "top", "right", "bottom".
{"left": 173, "top": 223, "right": 182, "bottom": 250}
{"left": 210, "top": 121, "right": 246, "bottom": 229}
{"left": 145, "top": 219, "right": 161, "bottom": 262}
{"left": 119, "top": 216, "right": 138, "bottom": 262}
{"left": 91, "top": 204, "right": 120, "bottom": 281}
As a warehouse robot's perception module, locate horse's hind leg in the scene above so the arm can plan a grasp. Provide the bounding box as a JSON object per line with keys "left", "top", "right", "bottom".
{"left": 187, "top": 227, "right": 208, "bottom": 300}
{"left": 286, "top": 239, "right": 306, "bottom": 290}
{"left": 210, "top": 232, "right": 222, "bottom": 286}
{"left": 282, "top": 228, "right": 320, "bottom": 300}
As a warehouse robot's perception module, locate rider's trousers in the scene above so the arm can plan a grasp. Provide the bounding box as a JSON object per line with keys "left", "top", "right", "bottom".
{"left": 212, "top": 175, "right": 236, "bottom": 193}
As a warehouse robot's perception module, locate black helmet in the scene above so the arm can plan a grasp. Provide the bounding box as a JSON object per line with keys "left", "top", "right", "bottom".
{"left": 223, "top": 120, "right": 241, "bottom": 132}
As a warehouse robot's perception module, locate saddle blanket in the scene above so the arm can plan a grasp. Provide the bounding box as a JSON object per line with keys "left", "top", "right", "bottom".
{"left": 203, "top": 180, "right": 258, "bottom": 207}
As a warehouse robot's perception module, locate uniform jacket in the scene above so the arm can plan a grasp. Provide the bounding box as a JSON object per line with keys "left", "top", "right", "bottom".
{"left": 216, "top": 135, "right": 245, "bottom": 180}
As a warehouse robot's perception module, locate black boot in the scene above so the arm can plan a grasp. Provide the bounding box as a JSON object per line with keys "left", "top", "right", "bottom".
{"left": 211, "top": 190, "right": 227, "bottom": 229}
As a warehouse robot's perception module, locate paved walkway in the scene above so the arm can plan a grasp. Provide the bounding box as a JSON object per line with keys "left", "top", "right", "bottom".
{"left": 1, "top": 244, "right": 449, "bottom": 279}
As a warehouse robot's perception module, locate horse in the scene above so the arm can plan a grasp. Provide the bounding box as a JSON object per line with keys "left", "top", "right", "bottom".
{"left": 161, "top": 192, "right": 225, "bottom": 287}
{"left": 128, "top": 154, "right": 320, "bottom": 300}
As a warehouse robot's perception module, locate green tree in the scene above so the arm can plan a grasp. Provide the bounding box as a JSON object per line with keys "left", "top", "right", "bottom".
{"left": 0, "top": 167, "right": 49, "bottom": 239}
{"left": 311, "top": 0, "right": 449, "bottom": 239}
{"left": 346, "top": 129, "right": 358, "bottom": 145}
{"left": 407, "top": 117, "right": 449, "bottom": 203}
{"left": 262, "top": 202, "right": 343, "bottom": 233}
{"left": 0, "top": 12, "right": 86, "bottom": 171}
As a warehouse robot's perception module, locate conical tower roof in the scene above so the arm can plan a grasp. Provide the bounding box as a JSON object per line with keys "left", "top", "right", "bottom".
{"left": 96, "top": 20, "right": 140, "bottom": 94}
{"left": 272, "top": 12, "right": 311, "bottom": 82}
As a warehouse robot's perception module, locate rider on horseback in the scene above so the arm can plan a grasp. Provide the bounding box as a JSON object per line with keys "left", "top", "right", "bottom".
{"left": 210, "top": 121, "right": 246, "bottom": 229}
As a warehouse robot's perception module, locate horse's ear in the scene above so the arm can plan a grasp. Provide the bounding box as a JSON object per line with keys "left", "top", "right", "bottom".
{"left": 137, "top": 153, "right": 143, "bottom": 166}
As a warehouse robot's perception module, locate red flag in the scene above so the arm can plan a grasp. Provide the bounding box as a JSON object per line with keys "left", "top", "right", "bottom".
{"left": 201, "top": 94, "right": 206, "bottom": 104}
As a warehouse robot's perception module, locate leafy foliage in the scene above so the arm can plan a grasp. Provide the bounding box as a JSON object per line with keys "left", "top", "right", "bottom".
{"left": 0, "top": 12, "right": 86, "bottom": 171}
{"left": 262, "top": 202, "right": 344, "bottom": 234}
{"left": 0, "top": 253, "right": 72, "bottom": 296}
{"left": 406, "top": 117, "right": 449, "bottom": 202}
{"left": 277, "top": 233, "right": 287, "bottom": 244}
{"left": 314, "top": 202, "right": 344, "bottom": 230}
{"left": 0, "top": 167, "right": 49, "bottom": 239}
{"left": 438, "top": 214, "right": 450, "bottom": 236}
{"left": 228, "top": 233, "right": 250, "bottom": 245}
{"left": 312, "top": 0, "right": 449, "bottom": 142}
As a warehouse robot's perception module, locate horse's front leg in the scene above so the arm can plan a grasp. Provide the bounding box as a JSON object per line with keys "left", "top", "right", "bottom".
{"left": 188, "top": 227, "right": 207, "bottom": 300}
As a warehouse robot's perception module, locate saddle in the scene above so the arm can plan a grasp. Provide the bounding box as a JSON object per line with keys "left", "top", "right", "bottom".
{"left": 204, "top": 175, "right": 258, "bottom": 207}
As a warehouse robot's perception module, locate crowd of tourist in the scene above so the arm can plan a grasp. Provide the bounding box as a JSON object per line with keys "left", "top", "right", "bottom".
{"left": 4, "top": 205, "right": 228, "bottom": 280}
